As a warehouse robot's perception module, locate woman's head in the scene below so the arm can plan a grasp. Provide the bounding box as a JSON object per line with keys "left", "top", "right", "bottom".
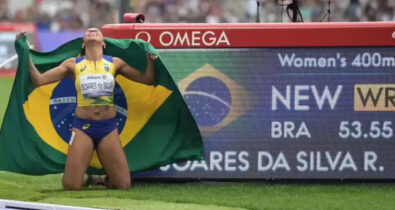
{"left": 82, "top": 28, "right": 105, "bottom": 48}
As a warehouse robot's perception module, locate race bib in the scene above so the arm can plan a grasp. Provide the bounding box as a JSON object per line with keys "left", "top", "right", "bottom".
{"left": 79, "top": 74, "right": 114, "bottom": 98}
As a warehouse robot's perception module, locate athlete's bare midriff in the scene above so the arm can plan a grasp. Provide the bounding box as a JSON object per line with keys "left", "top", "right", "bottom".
{"left": 75, "top": 106, "right": 116, "bottom": 121}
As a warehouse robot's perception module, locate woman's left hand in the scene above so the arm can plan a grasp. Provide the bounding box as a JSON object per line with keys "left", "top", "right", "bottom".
{"left": 147, "top": 52, "right": 158, "bottom": 61}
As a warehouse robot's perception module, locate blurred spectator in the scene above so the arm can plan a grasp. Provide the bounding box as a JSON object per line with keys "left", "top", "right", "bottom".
{"left": 133, "top": 0, "right": 395, "bottom": 23}
{"left": 2, "top": 0, "right": 117, "bottom": 31}
{"left": 1, "top": 0, "right": 394, "bottom": 29}
{"left": 0, "top": 0, "right": 9, "bottom": 21}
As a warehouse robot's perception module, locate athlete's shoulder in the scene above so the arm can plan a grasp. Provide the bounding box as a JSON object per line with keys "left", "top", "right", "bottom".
{"left": 112, "top": 57, "right": 126, "bottom": 64}
{"left": 112, "top": 57, "right": 126, "bottom": 67}
{"left": 62, "top": 57, "right": 77, "bottom": 72}
{"left": 65, "top": 57, "right": 76, "bottom": 64}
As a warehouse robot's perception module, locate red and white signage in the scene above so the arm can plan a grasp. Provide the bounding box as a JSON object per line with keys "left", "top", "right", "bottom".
{"left": 101, "top": 22, "right": 395, "bottom": 48}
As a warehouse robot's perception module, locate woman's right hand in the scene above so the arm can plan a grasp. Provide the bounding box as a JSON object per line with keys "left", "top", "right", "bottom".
{"left": 15, "top": 32, "right": 26, "bottom": 40}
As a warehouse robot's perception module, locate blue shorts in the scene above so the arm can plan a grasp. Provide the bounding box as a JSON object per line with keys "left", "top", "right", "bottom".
{"left": 72, "top": 117, "right": 118, "bottom": 149}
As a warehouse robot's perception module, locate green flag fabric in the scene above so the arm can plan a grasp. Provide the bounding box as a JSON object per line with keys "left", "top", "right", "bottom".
{"left": 0, "top": 35, "right": 204, "bottom": 175}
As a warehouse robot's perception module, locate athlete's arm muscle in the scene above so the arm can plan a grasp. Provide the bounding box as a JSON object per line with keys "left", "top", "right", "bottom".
{"left": 28, "top": 57, "right": 75, "bottom": 87}
{"left": 114, "top": 54, "right": 156, "bottom": 85}
{"left": 15, "top": 32, "right": 75, "bottom": 87}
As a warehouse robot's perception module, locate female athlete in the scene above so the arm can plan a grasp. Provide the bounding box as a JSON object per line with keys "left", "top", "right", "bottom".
{"left": 16, "top": 28, "right": 157, "bottom": 190}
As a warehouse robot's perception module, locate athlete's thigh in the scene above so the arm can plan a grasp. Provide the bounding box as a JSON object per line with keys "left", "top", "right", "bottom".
{"left": 97, "top": 129, "right": 130, "bottom": 188}
{"left": 63, "top": 128, "right": 94, "bottom": 189}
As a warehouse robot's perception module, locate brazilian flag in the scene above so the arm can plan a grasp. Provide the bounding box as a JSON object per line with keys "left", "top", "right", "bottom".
{"left": 0, "top": 35, "right": 203, "bottom": 175}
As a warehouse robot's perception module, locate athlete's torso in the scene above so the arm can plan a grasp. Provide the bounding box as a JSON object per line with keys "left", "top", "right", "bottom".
{"left": 74, "top": 55, "right": 117, "bottom": 120}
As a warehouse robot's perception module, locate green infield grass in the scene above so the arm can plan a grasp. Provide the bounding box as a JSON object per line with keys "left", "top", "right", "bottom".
{"left": 0, "top": 77, "right": 14, "bottom": 128}
{"left": 1, "top": 172, "right": 395, "bottom": 210}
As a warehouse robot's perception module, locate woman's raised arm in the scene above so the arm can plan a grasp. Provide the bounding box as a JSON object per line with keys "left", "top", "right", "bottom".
{"left": 114, "top": 53, "right": 157, "bottom": 85}
{"left": 16, "top": 32, "right": 75, "bottom": 87}
{"left": 28, "top": 57, "right": 75, "bottom": 87}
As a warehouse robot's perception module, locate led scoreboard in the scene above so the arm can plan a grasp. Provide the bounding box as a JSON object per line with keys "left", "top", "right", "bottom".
{"left": 102, "top": 20, "right": 395, "bottom": 179}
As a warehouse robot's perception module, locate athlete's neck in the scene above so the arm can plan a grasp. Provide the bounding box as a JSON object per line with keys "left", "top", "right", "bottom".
{"left": 84, "top": 43, "right": 104, "bottom": 61}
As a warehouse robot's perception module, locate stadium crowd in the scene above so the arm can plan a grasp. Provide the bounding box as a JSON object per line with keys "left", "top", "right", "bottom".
{"left": 0, "top": 0, "right": 394, "bottom": 31}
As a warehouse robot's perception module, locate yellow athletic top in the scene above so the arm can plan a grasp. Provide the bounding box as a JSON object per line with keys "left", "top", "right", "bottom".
{"left": 74, "top": 55, "right": 116, "bottom": 107}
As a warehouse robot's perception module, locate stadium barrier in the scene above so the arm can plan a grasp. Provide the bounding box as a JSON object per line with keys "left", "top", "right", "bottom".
{"left": 102, "top": 15, "right": 395, "bottom": 179}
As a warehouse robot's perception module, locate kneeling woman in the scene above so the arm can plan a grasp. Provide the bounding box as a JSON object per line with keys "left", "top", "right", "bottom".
{"left": 16, "top": 28, "right": 157, "bottom": 189}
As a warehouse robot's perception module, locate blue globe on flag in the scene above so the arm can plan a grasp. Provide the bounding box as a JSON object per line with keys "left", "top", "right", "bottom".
{"left": 184, "top": 76, "right": 231, "bottom": 127}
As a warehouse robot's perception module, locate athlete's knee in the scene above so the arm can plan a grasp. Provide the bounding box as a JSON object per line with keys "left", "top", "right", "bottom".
{"left": 116, "top": 180, "right": 131, "bottom": 189}
{"left": 62, "top": 176, "right": 83, "bottom": 190}
{"left": 63, "top": 182, "right": 83, "bottom": 190}
{"left": 109, "top": 176, "right": 131, "bottom": 189}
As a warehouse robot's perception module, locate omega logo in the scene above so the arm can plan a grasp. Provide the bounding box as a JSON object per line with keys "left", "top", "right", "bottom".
{"left": 135, "top": 30, "right": 231, "bottom": 47}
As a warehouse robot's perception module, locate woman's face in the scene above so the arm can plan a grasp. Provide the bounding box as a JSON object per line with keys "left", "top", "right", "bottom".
{"left": 83, "top": 28, "right": 104, "bottom": 45}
